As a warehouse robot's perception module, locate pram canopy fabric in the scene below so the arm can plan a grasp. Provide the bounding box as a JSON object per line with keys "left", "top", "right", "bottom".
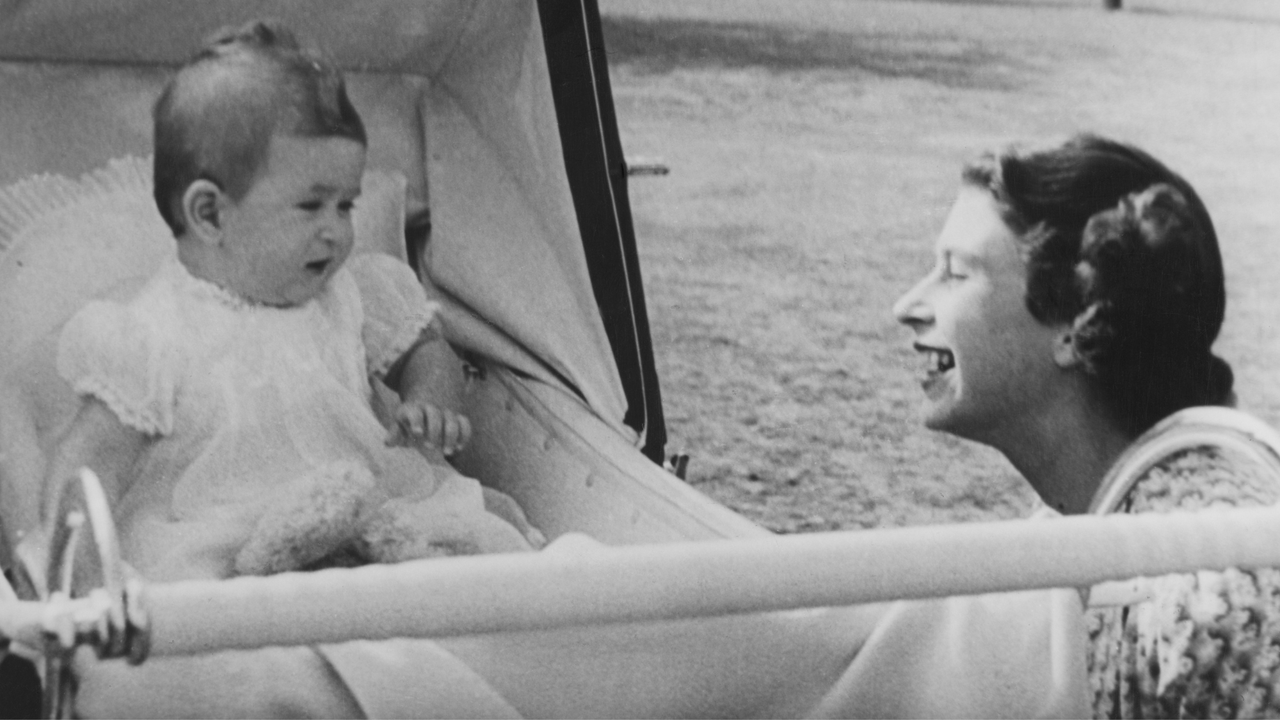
{"left": 0, "top": 0, "right": 652, "bottom": 450}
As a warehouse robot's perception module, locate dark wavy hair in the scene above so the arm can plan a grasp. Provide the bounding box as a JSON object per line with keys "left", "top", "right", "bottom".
{"left": 152, "top": 19, "right": 367, "bottom": 235}
{"left": 962, "top": 134, "right": 1232, "bottom": 437}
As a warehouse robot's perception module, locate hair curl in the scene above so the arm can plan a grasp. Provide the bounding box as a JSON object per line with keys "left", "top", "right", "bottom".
{"left": 962, "top": 134, "right": 1231, "bottom": 437}
{"left": 152, "top": 19, "right": 367, "bottom": 235}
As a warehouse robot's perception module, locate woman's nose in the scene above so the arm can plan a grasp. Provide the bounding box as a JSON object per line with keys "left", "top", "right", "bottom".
{"left": 893, "top": 277, "right": 934, "bottom": 327}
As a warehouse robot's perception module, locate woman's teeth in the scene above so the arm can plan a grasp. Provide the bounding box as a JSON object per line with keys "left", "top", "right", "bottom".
{"left": 928, "top": 349, "right": 955, "bottom": 373}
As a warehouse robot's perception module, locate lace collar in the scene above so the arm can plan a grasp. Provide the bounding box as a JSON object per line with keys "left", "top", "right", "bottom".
{"left": 166, "top": 258, "right": 287, "bottom": 311}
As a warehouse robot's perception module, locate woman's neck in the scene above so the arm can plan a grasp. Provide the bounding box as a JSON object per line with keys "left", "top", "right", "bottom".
{"left": 988, "top": 390, "right": 1132, "bottom": 515}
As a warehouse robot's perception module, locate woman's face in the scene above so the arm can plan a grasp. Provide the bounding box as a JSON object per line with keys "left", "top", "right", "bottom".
{"left": 893, "top": 186, "right": 1066, "bottom": 444}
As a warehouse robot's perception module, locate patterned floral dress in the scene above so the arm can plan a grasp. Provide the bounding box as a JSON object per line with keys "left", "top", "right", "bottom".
{"left": 1088, "top": 447, "right": 1280, "bottom": 718}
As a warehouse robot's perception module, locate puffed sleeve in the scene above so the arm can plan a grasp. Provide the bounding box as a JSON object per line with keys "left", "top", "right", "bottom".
{"left": 347, "top": 253, "right": 442, "bottom": 378}
{"left": 55, "top": 301, "right": 179, "bottom": 436}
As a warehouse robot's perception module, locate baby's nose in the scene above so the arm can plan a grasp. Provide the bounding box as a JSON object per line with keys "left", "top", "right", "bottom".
{"left": 321, "top": 218, "right": 353, "bottom": 245}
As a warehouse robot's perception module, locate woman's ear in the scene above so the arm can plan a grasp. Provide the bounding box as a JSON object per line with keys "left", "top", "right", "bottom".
{"left": 1053, "top": 329, "right": 1083, "bottom": 369}
{"left": 182, "top": 179, "right": 225, "bottom": 246}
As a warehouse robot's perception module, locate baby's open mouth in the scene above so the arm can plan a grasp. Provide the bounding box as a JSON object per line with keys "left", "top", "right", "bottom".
{"left": 305, "top": 258, "right": 332, "bottom": 275}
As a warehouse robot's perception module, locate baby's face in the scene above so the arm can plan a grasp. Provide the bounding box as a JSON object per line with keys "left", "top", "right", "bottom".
{"left": 217, "top": 134, "right": 366, "bottom": 307}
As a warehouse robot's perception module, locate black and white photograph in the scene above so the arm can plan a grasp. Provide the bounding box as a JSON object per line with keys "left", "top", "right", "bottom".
{"left": 2, "top": 1, "right": 1280, "bottom": 717}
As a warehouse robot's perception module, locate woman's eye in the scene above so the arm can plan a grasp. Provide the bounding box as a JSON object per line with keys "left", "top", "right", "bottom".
{"left": 297, "top": 200, "right": 323, "bottom": 212}
{"left": 941, "top": 259, "right": 967, "bottom": 281}
{"left": 338, "top": 200, "right": 356, "bottom": 214}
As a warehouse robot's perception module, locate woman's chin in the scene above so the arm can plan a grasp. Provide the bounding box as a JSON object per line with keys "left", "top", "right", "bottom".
{"left": 920, "top": 398, "right": 966, "bottom": 435}
{"left": 919, "top": 379, "right": 959, "bottom": 429}
{"left": 920, "top": 403, "right": 949, "bottom": 431}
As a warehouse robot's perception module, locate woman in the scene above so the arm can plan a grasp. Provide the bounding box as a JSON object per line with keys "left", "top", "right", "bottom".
{"left": 894, "top": 133, "right": 1280, "bottom": 717}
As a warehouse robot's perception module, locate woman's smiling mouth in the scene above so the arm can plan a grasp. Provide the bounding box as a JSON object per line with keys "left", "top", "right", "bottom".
{"left": 928, "top": 349, "right": 955, "bottom": 374}
{"left": 914, "top": 343, "right": 956, "bottom": 379}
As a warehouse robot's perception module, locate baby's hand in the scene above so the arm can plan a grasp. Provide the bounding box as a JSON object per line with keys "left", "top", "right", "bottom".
{"left": 386, "top": 401, "right": 472, "bottom": 457}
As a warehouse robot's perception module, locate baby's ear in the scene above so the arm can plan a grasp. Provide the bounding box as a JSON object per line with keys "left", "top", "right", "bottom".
{"left": 181, "top": 179, "right": 225, "bottom": 245}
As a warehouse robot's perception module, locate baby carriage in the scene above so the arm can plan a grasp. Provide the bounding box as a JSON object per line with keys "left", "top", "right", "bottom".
{"left": 4, "top": 2, "right": 1280, "bottom": 717}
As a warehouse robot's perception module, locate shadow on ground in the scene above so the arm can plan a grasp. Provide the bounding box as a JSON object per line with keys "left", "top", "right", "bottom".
{"left": 600, "top": 15, "right": 1024, "bottom": 90}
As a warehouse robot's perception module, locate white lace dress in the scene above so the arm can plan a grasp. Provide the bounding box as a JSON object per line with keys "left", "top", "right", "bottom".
{"left": 56, "top": 252, "right": 503, "bottom": 581}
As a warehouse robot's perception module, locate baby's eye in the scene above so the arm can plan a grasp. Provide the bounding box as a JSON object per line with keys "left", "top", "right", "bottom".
{"left": 338, "top": 199, "right": 356, "bottom": 215}
{"left": 296, "top": 200, "right": 324, "bottom": 212}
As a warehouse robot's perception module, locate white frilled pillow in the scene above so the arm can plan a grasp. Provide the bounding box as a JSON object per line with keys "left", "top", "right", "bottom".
{"left": 0, "top": 158, "right": 411, "bottom": 541}
{"left": 0, "top": 156, "right": 171, "bottom": 373}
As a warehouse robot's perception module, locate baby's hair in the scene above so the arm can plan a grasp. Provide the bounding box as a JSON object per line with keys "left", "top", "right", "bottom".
{"left": 962, "top": 134, "right": 1231, "bottom": 437}
{"left": 152, "top": 19, "right": 367, "bottom": 235}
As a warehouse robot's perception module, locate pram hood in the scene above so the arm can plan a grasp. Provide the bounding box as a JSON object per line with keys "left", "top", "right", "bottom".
{"left": 0, "top": 0, "right": 640, "bottom": 444}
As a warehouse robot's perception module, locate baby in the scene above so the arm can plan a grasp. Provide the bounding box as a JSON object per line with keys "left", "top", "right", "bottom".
{"left": 40, "top": 21, "right": 543, "bottom": 583}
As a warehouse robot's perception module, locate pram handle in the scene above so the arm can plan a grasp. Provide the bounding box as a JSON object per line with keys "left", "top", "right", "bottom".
{"left": 7, "top": 503, "right": 1280, "bottom": 662}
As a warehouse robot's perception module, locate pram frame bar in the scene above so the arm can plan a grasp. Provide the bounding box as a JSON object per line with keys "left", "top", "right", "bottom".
{"left": 7, "top": 499, "right": 1280, "bottom": 659}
